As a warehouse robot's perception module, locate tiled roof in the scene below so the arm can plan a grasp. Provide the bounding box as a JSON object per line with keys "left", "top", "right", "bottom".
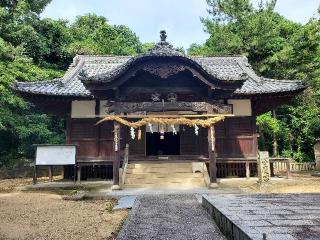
{"left": 237, "top": 78, "right": 306, "bottom": 95}
{"left": 79, "top": 42, "right": 249, "bottom": 83}
{"left": 14, "top": 77, "right": 91, "bottom": 97}
{"left": 13, "top": 38, "right": 306, "bottom": 97}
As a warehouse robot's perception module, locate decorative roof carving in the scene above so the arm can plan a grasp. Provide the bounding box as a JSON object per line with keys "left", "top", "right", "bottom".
{"left": 142, "top": 63, "right": 186, "bottom": 79}
{"left": 160, "top": 30, "right": 167, "bottom": 42}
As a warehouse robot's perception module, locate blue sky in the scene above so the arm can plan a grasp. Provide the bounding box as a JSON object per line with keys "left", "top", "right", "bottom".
{"left": 42, "top": 0, "right": 319, "bottom": 49}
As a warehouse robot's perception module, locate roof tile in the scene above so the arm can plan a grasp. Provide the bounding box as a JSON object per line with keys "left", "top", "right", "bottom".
{"left": 13, "top": 53, "right": 306, "bottom": 97}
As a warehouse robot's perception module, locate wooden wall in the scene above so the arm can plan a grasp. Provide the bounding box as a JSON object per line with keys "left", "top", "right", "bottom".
{"left": 67, "top": 118, "right": 115, "bottom": 162}
{"left": 67, "top": 116, "right": 257, "bottom": 162}
{"left": 215, "top": 116, "right": 257, "bottom": 158}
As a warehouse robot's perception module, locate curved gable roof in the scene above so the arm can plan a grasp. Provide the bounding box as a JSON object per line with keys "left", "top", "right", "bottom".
{"left": 13, "top": 31, "right": 307, "bottom": 98}
{"left": 78, "top": 41, "right": 249, "bottom": 85}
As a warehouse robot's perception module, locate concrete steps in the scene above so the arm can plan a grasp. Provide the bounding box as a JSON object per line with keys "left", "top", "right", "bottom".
{"left": 127, "top": 163, "right": 192, "bottom": 169}
{"left": 124, "top": 162, "right": 206, "bottom": 188}
{"left": 126, "top": 172, "right": 203, "bottom": 179}
{"left": 125, "top": 182, "right": 206, "bottom": 188}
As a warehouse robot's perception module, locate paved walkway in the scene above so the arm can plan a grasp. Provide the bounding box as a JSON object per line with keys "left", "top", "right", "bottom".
{"left": 204, "top": 194, "right": 320, "bottom": 240}
{"left": 117, "top": 194, "right": 226, "bottom": 240}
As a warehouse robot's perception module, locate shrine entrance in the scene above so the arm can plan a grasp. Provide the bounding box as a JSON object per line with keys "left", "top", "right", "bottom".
{"left": 146, "top": 124, "right": 180, "bottom": 156}
{"left": 146, "top": 132, "right": 180, "bottom": 156}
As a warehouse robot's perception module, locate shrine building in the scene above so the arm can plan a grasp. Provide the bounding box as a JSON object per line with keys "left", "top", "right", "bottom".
{"left": 13, "top": 31, "right": 306, "bottom": 188}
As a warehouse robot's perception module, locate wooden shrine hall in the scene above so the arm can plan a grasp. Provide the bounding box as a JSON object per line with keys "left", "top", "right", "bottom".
{"left": 14, "top": 31, "right": 306, "bottom": 188}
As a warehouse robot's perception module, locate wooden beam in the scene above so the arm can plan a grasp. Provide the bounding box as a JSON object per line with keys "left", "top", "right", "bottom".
{"left": 112, "top": 121, "right": 121, "bottom": 189}
{"left": 102, "top": 101, "right": 232, "bottom": 114}
{"left": 92, "top": 114, "right": 234, "bottom": 119}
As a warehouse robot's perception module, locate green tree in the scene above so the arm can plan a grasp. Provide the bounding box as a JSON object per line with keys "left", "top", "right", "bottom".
{"left": 0, "top": 38, "right": 64, "bottom": 167}
{"left": 67, "top": 14, "right": 143, "bottom": 56}
{"left": 192, "top": 0, "right": 320, "bottom": 161}
{"left": 0, "top": 5, "right": 145, "bottom": 168}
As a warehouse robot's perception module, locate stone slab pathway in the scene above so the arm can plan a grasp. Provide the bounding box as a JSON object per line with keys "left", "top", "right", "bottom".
{"left": 117, "top": 194, "right": 226, "bottom": 240}
{"left": 113, "top": 196, "right": 136, "bottom": 210}
{"left": 203, "top": 194, "right": 320, "bottom": 240}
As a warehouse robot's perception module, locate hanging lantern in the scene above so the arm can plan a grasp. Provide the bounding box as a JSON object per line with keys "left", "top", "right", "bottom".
{"left": 130, "top": 127, "right": 135, "bottom": 140}
{"left": 138, "top": 128, "right": 142, "bottom": 140}
{"left": 194, "top": 124, "right": 199, "bottom": 136}
{"left": 160, "top": 125, "right": 165, "bottom": 140}
{"left": 148, "top": 123, "right": 154, "bottom": 134}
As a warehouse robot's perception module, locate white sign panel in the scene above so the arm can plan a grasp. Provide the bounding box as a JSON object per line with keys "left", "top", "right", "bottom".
{"left": 36, "top": 145, "right": 76, "bottom": 165}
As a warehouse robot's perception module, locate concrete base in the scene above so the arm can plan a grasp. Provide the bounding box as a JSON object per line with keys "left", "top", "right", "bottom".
{"left": 111, "top": 185, "right": 121, "bottom": 191}
{"left": 203, "top": 194, "right": 320, "bottom": 240}
{"left": 209, "top": 182, "right": 219, "bottom": 189}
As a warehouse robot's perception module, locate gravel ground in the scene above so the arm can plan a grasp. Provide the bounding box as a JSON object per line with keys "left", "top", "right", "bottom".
{"left": 0, "top": 192, "right": 128, "bottom": 240}
{"left": 218, "top": 172, "right": 320, "bottom": 194}
{"left": 0, "top": 177, "right": 62, "bottom": 192}
{"left": 117, "top": 194, "right": 226, "bottom": 240}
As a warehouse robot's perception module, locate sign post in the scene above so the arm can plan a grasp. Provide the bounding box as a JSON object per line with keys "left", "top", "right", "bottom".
{"left": 33, "top": 144, "right": 77, "bottom": 184}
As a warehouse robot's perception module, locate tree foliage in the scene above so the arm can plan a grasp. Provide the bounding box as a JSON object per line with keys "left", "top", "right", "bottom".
{"left": 190, "top": 0, "right": 320, "bottom": 161}
{"left": 67, "top": 14, "right": 143, "bottom": 56}
{"left": 0, "top": 3, "right": 143, "bottom": 167}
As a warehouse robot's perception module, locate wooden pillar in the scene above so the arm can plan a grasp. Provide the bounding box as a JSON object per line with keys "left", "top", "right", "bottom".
{"left": 112, "top": 121, "right": 121, "bottom": 190}
{"left": 66, "top": 117, "right": 71, "bottom": 144}
{"left": 61, "top": 167, "right": 65, "bottom": 179}
{"left": 270, "top": 161, "right": 275, "bottom": 177}
{"left": 286, "top": 159, "right": 291, "bottom": 179}
{"left": 246, "top": 161, "right": 250, "bottom": 179}
{"left": 77, "top": 165, "right": 81, "bottom": 183}
{"left": 48, "top": 166, "right": 53, "bottom": 182}
{"left": 208, "top": 126, "right": 218, "bottom": 187}
{"left": 272, "top": 109, "right": 278, "bottom": 157}
{"left": 33, "top": 165, "right": 37, "bottom": 185}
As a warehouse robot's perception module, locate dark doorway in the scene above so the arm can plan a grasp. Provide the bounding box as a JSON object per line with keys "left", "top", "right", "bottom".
{"left": 146, "top": 132, "right": 180, "bottom": 155}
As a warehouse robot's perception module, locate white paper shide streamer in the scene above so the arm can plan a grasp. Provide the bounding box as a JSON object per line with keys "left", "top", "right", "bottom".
{"left": 171, "top": 125, "right": 177, "bottom": 135}
{"left": 194, "top": 124, "right": 199, "bottom": 136}
{"left": 114, "top": 127, "right": 119, "bottom": 151}
{"left": 130, "top": 127, "right": 135, "bottom": 139}
{"left": 148, "top": 123, "right": 154, "bottom": 134}
{"left": 211, "top": 126, "right": 215, "bottom": 151}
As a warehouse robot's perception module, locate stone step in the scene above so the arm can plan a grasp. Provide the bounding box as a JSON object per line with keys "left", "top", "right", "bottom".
{"left": 124, "top": 182, "right": 206, "bottom": 188}
{"left": 125, "top": 172, "right": 203, "bottom": 179}
{"left": 124, "top": 162, "right": 205, "bottom": 188}
{"left": 127, "top": 162, "right": 192, "bottom": 169}
{"left": 126, "top": 167, "right": 192, "bottom": 174}
{"left": 125, "top": 177, "right": 205, "bottom": 184}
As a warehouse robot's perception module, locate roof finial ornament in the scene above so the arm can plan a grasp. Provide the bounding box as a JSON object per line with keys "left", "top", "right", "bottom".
{"left": 160, "top": 30, "right": 167, "bottom": 42}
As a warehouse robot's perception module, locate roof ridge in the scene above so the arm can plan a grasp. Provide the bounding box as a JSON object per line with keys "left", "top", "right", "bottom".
{"left": 75, "top": 54, "right": 133, "bottom": 59}
{"left": 16, "top": 78, "right": 62, "bottom": 86}
{"left": 62, "top": 56, "right": 85, "bottom": 85}
{"left": 192, "top": 55, "right": 247, "bottom": 59}
{"left": 234, "top": 58, "right": 262, "bottom": 83}
{"left": 261, "top": 77, "right": 305, "bottom": 83}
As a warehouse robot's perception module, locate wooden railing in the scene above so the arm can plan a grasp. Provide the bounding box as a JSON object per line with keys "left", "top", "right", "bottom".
{"left": 289, "top": 162, "right": 315, "bottom": 171}
{"left": 120, "top": 144, "right": 129, "bottom": 187}
{"left": 270, "top": 157, "right": 316, "bottom": 175}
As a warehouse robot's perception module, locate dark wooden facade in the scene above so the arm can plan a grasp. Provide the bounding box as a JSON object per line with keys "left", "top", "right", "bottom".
{"left": 66, "top": 115, "right": 258, "bottom": 177}
{"left": 14, "top": 31, "right": 306, "bottom": 182}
